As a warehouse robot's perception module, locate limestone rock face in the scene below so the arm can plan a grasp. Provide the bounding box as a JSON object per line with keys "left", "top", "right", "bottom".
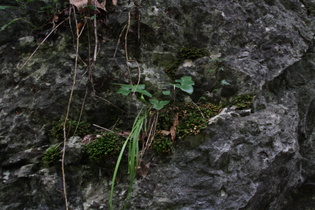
{"left": 0, "top": 0, "right": 315, "bottom": 209}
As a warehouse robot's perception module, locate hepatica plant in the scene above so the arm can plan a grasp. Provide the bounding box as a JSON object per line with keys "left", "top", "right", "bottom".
{"left": 114, "top": 76, "right": 195, "bottom": 110}
{"left": 111, "top": 76, "right": 195, "bottom": 209}
{"left": 170, "top": 76, "right": 195, "bottom": 95}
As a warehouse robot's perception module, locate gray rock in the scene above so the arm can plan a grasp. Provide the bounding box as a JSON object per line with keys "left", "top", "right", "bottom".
{"left": 0, "top": 0, "right": 315, "bottom": 209}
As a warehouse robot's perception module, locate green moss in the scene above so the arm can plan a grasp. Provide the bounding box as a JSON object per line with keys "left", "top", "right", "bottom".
{"left": 152, "top": 135, "right": 173, "bottom": 155}
{"left": 157, "top": 103, "right": 222, "bottom": 141}
{"left": 42, "top": 144, "right": 60, "bottom": 167}
{"left": 230, "top": 94, "right": 254, "bottom": 109}
{"left": 177, "top": 103, "right": 221, "bottom": 139}
{"left": 177, "top": 46, "right": 209, "bottom": 60}
{"left": 85, "top": 132, "right": 125, "bottom": 161}
{"left": 164, "top": 59, "right": 181, "bottom": 80}
{"left": 163, "top": 46, "right": 209, "bottom": 79}
{"left": 50, "top": 119, "right": 91, "bottom": 139}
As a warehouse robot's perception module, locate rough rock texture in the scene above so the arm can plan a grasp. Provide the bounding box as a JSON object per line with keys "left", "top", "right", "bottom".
{"left": 1, "top": 0, "right": 315, "bottom": 209}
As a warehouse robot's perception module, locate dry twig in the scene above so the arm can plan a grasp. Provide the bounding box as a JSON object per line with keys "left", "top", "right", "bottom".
{"left": 19, "top": 19, "right": 68, "bottom": 70}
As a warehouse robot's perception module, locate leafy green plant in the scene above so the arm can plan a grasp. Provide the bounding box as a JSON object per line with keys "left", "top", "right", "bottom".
{"left": 115, "top": 83, "right": 172, "bottom": 110}
{"left": 114, "top": 84, "right": 153, "bottom": 97}
{"left": 111, "top": 76, "right": 197, "bottom": 209}
{"left": 148, "top": 99, "right": 170, "bottom": 110}
{"left": 170, "top": 76, "right": 195, "bottom": 95}
{"left": 42, "top": 144, "right": 61, "bottom": 166}
{"left": 85, "top": 132, "right": 125, "bottom": 161}
{"left": 51, "top": 119, "right": 91, "bottom": 139}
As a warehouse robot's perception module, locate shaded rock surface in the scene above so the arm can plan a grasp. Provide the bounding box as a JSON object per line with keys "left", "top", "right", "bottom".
{"left": 0, "top": 0, "right": 315, "bottom": 209}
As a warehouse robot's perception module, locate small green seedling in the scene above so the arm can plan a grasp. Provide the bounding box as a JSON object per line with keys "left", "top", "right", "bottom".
{"left": 114, "top": 84, "right": 152, "bottom": 97}
{"left": 115, "top": 76, "right": 195, "bottom": 110}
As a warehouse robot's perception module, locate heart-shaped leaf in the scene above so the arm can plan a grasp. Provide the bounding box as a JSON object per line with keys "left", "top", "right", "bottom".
{"left": 171, "top": 76, "right": 195, "bottom": 94}
{"left": 178, "top": 84, "right": 194, "bottom": 94}
{"left": 175, "top": 76, "right": 195, "bottom": 86}
{"left": 114, "top": 84, "right": 152, "bottom": 97}
{"left": 116, "top": 85, "right": 132, "bottom": 96}
{"left": 149, "top": 99, "right": 170, "bottom": 110}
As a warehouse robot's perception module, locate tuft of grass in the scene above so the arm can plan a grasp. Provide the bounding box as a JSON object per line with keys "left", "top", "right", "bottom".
{"left": 109, "top": 109, "right": 147, "bottom": 210}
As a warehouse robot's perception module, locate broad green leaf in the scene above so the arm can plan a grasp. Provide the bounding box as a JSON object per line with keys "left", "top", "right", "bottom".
{"left": 179, "top": 76, "right": 195, "bottom": 86}
{"left": 114, "top": 84, "right": 152, "bottom": 97}
{"left": 178, "top": 84, "right": 194, "bottom": 94}
{"left": 136, "top": 90, "right": 152, "bottom": 98}
{"left": 149, "top": 99, "right": 170, "bottom": 110}
{"left": 132, "top": 85, "right": 152, "bottom": 97}
{"left": 171, "top": 76, "right": 195, "bottom": 94}
{"left": 162, "top": 90, "right": 171, "bottom": 95}
{"left": 132, "top": 84, "right": 146, "bottom": 90}
{"left": 175, "top": 76, "right": 195, "bottom": 86}
{"left": 116, "top": 86, "right": 132, "bottom": 96}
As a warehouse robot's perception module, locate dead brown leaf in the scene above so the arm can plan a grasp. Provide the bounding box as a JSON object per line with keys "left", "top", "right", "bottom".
{"left": 159, "top": 130, "right": 171, "bottom": 136}
{"left": 50, "top": 14, "right": 59, "bottom": 23}
{"left": 137, "top": 161, "right": 151, "bottom": 178}
{"left": 77, "top": 22, "right": 83, "bottom": 32}
{"left": 69, "top": 0, "right": 106, "bottom": 12}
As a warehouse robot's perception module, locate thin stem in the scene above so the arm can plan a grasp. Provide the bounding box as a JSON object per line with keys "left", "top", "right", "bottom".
{"left": 125, "top": 10, "right": 132, "bottom": 85}
{"left": 61, "top": 6, "right": 81, "bottom": 210}
{"left": 19, "top": 19, "right": 68, "bottom": 70}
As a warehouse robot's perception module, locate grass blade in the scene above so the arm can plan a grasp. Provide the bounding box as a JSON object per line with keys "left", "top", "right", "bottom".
{"left": 109, "top": 109, "right": 147, "bottom": 210}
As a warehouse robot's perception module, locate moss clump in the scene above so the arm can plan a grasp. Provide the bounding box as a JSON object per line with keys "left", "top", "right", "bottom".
{"left": 177, "top": 103, "right": 221, "bottom": 139}
{"left": 164, "top": 60, "right": 181, "bottom": 80}
{"left": 177, "top": 46, "right": 209, "bottom": 60}
{"left": 152, "top": 135, "right": 173, "bottom": 155}
{"left": 51, "top": 119, "right": 91, "bottom": 139}
{"left": 157, "top": 103, "right": 222, "bottom": 140}
{"left": 42, "top": 144, "right": 60, "bottom": 167}
{"left": 163, "top": 46, "right": 209, "bottom": 79}
{"left": 231, "top": 94, "right": 254, "bottom": 109}
{"left": 85, "top": 132, "right": 125, "bottom": 161}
